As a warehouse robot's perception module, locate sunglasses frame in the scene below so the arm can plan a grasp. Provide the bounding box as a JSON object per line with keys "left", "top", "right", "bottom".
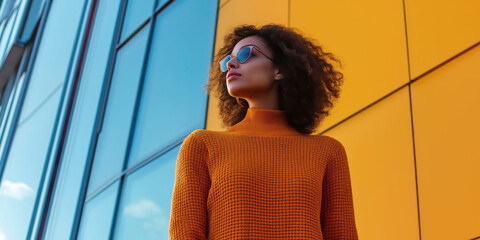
{"left": 219, "top": 45, "right": 274, "bottom": 72}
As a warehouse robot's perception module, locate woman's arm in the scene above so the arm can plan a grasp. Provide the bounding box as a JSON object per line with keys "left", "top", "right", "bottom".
{"left": 169, "top": 130, "right": 210, "bottom": 239}
{"left": 320, "top": 138, "right": 359, "bottom": 239}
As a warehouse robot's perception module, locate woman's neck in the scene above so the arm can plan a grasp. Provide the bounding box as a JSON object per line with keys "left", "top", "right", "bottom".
{"left": 225, "top": 107, "right": 303, "bottom": 136}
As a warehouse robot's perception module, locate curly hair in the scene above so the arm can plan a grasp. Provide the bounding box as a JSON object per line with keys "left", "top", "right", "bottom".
{"left": 203, "top": 24, "right": 344, "bottom": 135}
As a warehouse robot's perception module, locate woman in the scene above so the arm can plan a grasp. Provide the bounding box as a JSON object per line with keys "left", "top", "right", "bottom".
{"left": 169, "top": 24, "right": 358, "bottom": 239}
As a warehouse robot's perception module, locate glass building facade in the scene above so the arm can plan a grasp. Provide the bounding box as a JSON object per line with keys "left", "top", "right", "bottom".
{"left": 0, "top": 0, "right": 218, "bottom": 239}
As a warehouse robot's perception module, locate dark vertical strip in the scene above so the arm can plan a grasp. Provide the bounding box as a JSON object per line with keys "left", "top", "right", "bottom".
{"left": 70, "top": 0, "right": 129, "bottom": 238}
{"left": 0, "top": 76, "right": 15, "bottom": 137}
{"left": 34, "top": 0, "right": 98, "bottom": 239}
{"left": 106, "top": 0, "right": 162, "bottom": 238}
{"left": 402, "top": 0, "right": 422, "bottom": 239}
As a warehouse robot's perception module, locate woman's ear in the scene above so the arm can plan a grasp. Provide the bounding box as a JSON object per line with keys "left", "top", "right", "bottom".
{"left": 274, "top": 67, "right": 283, "bottom": 80}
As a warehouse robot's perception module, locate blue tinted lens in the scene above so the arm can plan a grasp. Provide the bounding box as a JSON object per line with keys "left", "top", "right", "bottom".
{"left": 220, "top": 55, "right": 231, "bottom": 72}
{"left": 237, "top": 47, "right": 251, "bottom": 63}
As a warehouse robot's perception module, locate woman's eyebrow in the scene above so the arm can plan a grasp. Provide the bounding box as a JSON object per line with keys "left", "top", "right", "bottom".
{"left": 232, "top": 44, "right": 262, "bottom": 54}
{"left": 240, "top": 44, "right": 261, "bottom": 49}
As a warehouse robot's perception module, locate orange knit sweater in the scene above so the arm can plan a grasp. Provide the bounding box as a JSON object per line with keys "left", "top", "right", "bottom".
{"left": 169, "top": 107, "right": 358, "bottom": 239}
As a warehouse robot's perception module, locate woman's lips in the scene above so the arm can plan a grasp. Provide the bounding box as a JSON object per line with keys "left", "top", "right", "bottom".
{"left": 227, "top": 74, "right": 241, "bottom": 81}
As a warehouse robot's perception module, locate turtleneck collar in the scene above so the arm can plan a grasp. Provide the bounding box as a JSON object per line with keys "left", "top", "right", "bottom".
{"left": 226, "top": 107, "right": 304, "bottom": 136}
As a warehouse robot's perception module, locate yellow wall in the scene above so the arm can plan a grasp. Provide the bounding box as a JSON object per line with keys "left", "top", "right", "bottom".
{"left": 206, "top": 0, "right": 480, "bottom": 239}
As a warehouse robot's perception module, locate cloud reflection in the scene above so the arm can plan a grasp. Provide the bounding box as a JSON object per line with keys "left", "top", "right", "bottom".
{"left": 0, "top": 180, "right": 34, "bottom": 200}
{"left": 123, "top": 198, "right": 169, "bottom": 239}
{"left": 124, "top": 199, "right": 160, "bottom": 218}
{"left": 0, "top": 228, "right": 6, "bottom": 240}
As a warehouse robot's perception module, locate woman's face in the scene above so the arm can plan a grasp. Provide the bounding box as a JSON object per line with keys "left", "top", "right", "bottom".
{"left": 225, "top": 35, "right": 280, "bottom": 102}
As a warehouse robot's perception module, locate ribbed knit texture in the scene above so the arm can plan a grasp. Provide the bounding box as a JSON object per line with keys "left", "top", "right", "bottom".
{"left": 169, "top": 107, "right": 358, "bottom": 239}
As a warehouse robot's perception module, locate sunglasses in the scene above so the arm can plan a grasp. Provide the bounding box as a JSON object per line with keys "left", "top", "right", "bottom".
{"left": 219, "top": 45, "right": 274, "bottom": 72}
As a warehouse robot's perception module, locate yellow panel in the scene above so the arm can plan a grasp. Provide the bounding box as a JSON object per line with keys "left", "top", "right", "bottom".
{"left": 324, "top": 87, "right": 419, "bottom": 240}
{"left": 219, "top": 0, "right": 228, "bottom": 7}
{"left": 206, "top": 0, "right": 289, "bottom": 131}
{"left": 405, "top": 0, "right": 480, "bottom": 79}
{"left": 411, "top": 45, "right": 480, "bottom": 239}
{"left": 290, "top": 0, "right": 409, "bottom": 134}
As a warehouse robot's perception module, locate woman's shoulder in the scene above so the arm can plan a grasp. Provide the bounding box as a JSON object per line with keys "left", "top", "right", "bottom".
{"left": 314, "top": 134, "right": 346, "bottom": 151}
{"left": 184, "top": 128, "right": 224, "bottom": 143}
{"left": 187, "top": 128, "right": 222, "bottom": 137}
{"left": 188, "top": 128, "right": 244, "bottom": 138}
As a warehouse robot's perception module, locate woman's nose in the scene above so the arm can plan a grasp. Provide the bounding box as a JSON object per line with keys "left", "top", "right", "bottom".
{"left": 227, "top": 57, "right": 239, "bottom": 71}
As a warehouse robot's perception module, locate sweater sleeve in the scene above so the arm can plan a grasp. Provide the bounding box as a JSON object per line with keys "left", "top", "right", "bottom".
{"left": 169, "top": 130, "right": 210, "bottom": 239}
{"left": 320, "top": 138, "right": 359, "bottom": 239}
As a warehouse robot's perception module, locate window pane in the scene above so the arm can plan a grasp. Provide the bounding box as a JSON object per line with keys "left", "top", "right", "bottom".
{"left": 0, "top": 0, "right": 86, "bottom": 239}
{"left": 86, "top": 25, "right": 149, "bottom": 195}
{"left": 77, "top": 181, "right": 119, "bottom": 240}
{"left": 113, "top": 145, "right": 179, "bottom": 239}
{"left": 128, "top": 0, "right": 217, "bottom": 165}
{"left": 43, "top": 0, "right": 122, "bottom": 238}
{"left": 120, "top": 0, "right": 155, "bottom": 42}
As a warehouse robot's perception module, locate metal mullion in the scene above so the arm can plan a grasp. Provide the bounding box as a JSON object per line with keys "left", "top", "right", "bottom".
{"left": 153, "top": 0, "right": 174, "bottom": 17}
{"left": 115, "top": 16, "right": 150, "bottom": 50}
{"left": 70, "top": 0, "right": 129, "bottom": 238}
{"left": 114, "top": 0, "right": 175, "bottom": 51}
{"left": 108, "top": 0, "right": 160, "bottom": 238}
{"left": 84, "top": 170, "right": 123, "bottom": 202}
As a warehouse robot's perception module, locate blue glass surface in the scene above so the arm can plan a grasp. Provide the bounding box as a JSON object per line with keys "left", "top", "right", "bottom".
{"left": 113, "top": 145, "right": 179, "bottom": 239}
{"left": 120, "top": 0, "right": 155, "bottom": 42}
{"left": 43, "top": 0, "right": 122, "bottom": 239}
{"left": 128, "top": 0, "right": 217, "bottom": 165}
{"left": 0, "top": 0, "right": 86, "bottom": 239}
{"left": 156, "top": 0, "right": 169, "bottom": 8}
{"left": 77, "top": 181, "right": 120, "bottom": 240}
{"left": 86, "top": 26, "right": 149, "bottom": 196}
